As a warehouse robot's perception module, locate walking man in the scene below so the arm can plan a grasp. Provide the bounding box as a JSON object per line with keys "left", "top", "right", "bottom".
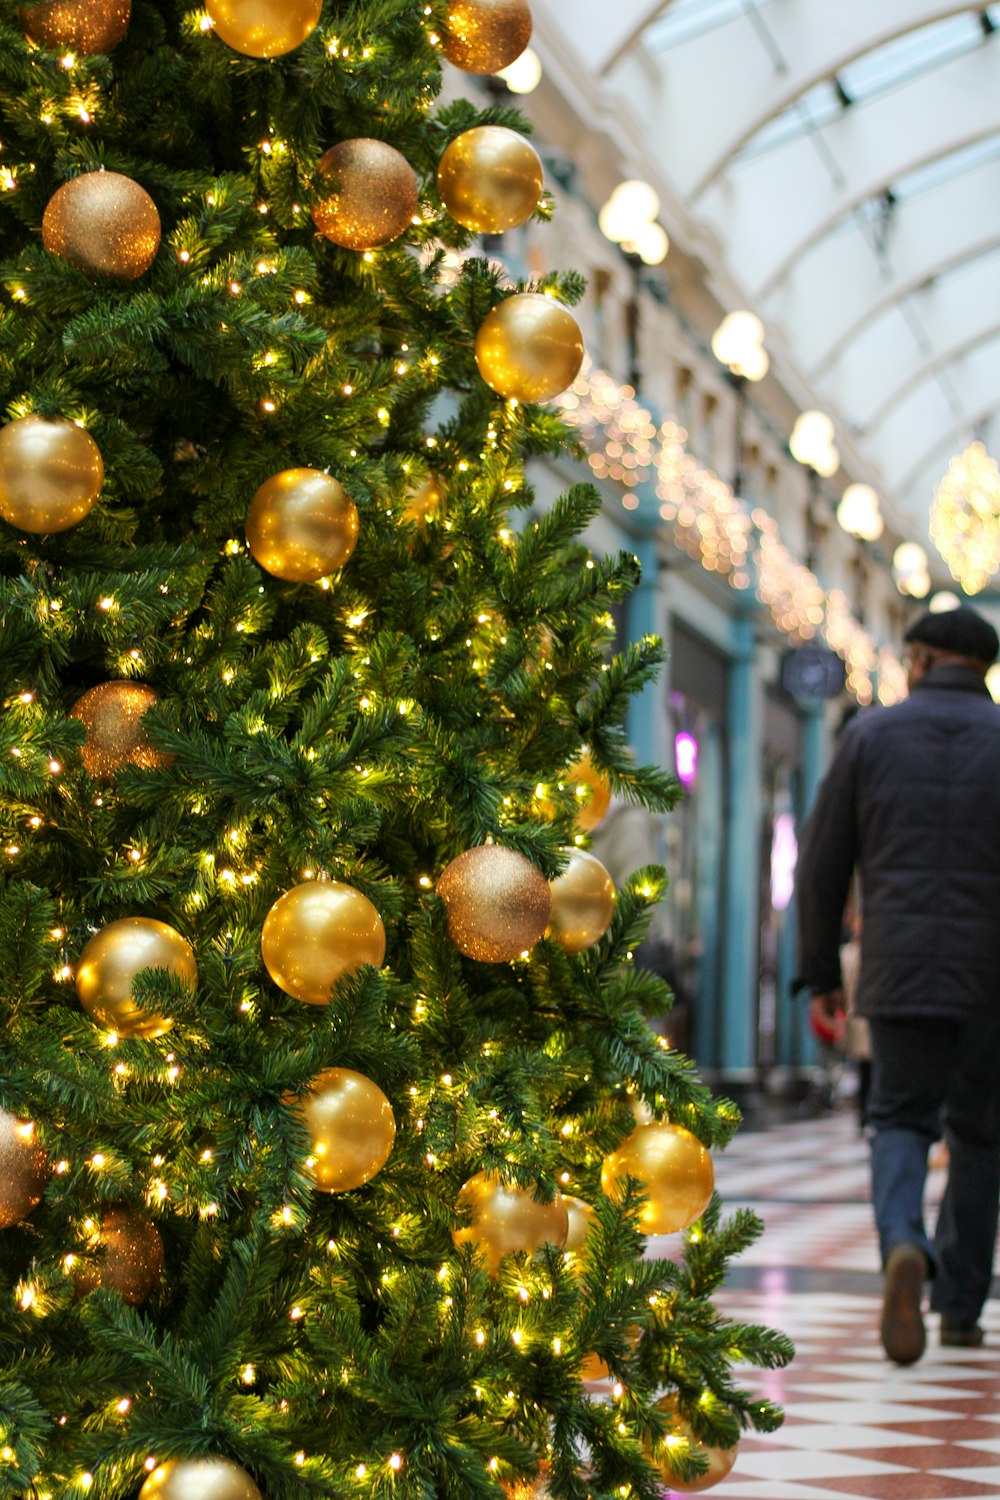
{"left": 796, "top": 605, "right": 1000, "bottom": 1363}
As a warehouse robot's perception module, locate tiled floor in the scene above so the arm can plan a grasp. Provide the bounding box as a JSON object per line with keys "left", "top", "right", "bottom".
{"left": 655, "top": 1108, "right": 1000, "bottom": 1499}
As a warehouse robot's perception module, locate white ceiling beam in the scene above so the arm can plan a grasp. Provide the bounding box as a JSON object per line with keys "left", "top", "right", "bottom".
{"left": 869, "top": 341, "right": 1000, "bottom": 496}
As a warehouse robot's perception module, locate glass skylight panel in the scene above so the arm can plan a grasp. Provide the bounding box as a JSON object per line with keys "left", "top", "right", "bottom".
{"left": 838, "top": 13, "right": 982, "bottom": 100}
{"left": 644, "top": 0, "right": 749, "bottom": 54}
{"left": 893, "top": 133, "right": 1000, "bottom": 202}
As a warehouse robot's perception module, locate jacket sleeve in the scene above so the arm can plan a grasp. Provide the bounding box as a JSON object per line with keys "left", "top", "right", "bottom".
{"left": 795, "top": 725, "right": 861, "bottom": 994}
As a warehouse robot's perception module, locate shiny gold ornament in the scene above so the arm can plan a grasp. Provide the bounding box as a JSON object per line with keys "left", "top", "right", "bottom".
{"left": 548, "top": 848, "right": 615, "bottom": 954}
{"left": 401, "top": 474, "right": 444, "bottom": 526}
{"left": 69, "top": 681, "right": 170, "bottom": 780}
{"left": 453, "top": 1171, "right": 568, "bottom": 1275}
{"left": 206, "top": 0, "right": 320, "bottom": 56}
{"left": 21, "top": 0, "right": 129, "bottom": 52}
{"left": 560, "top": 1193, "right": 595, "bottom": 1253}
{"left": 0, "top": 1110, "right": 48, "bottom": 1229}
{"left": 441, "top": 0, "right": 532, "bottom": 73}
{"left": 42, "top": 171, "right": 160, "bottom": 281}
{"left": 647, "top": 1397, "right": 739, "bottom": 1493}
{"left": 565, "top": 751, "right": 611, "bottom": 830}
{"left": 312, "top": 139, "right": 419, "bottom": 251}
{"left": 246, "top": 468, "right": 359, "bottom": 583}
{"left": 437, "top": 126, "right": 543, "bottom": 234}
{"left": 75, "top": 917, "right": 195, "bottom": 1038}
{"left": 437, "top": 845, "right": 551, "bottom": 962}
{"left": 73, "top": 1207, "right": 164, "bottom": 1304}
{"left": 600, "top": 1122, "right": 714, "bottom": 1236}
{"left": 261, "top": 881, "right": 386, "bottom": 1005}
{"left": 139, "top": 1459, "right": 262, "bottom": 1500}
{"left": 578, "top": 1324, "right": 639, "bottom": 1382}
{"left": 475, "top": 292, "right": 584, "bottom": 404}
{"left": 0, "top": 415, "right": 103, "bottom": 534}
{"left": 298, "top": 1067, "right": 396, "bottom": 1192}
{"left": 501, "top": 1463, "right": 553, "bottom": 1500}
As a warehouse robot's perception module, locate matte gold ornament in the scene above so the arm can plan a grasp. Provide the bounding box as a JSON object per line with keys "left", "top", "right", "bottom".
{"left": 441, "top": 0, "right": 532, "bottom": 73}
{"left": 565, "top": 751, "right": 612, "bottom": 831}
{"left": 246, "top": 468, "right": 359, "bottom": 583}
{"left": 69, "top": 681, "right": 170, "bottom": 780}
{"left": 298, "top": 1067, "right": 396, "bottom": 1192}
{"left": 437, "top": 845, "right": 551, "bottom": 962}
{"left": 73, "top": 1207, "right": 164, "bottom": 1304}
{"left": 139, "top": 1459, "right": 262, "bottom": 1500}
{"left": 261, "top": 881, "right": 386, "bottom": 1005}
{"left": 600, "top": 1122, "right": 714, "bottom": 1236}
{"left": 437, "top": 126, "right": 543, "bottom": 234}
{"left": 475, "top": 293, "right": 584, "bottom": 404}
{"left": 452, "top": 1171, "right": 568, "bottom": 1275}
{"left": 501, "top": 1464, "right": 553, "bottom": 1500}
{"left": 206, "top": 0, "right": 321, "bottom": 56}
{"left": 42, "top": 171, "right": 160, "bottom": 281}
{"left": 312, "top": 139, "right": 419, "bottom": 251}
{"left": 22, "top": 0, "right": 130, "bottom": 52}
{"left": 0, "top": 1110, "right": 48, "bottom": 1229}
{"left": 548, "top": 848, "right": 615, "bottom": 954}
{"left": 75, "top": 917, "right": 196, "bottom": 1038}
{"left": 647, "top": 1396, "right": 739, "bottom": 1493}
{"left": 560, "top": 1193, "right": 595, "bottom": 1252}
{"left": 0, "top": 415, "right": 103, "bottom": 534}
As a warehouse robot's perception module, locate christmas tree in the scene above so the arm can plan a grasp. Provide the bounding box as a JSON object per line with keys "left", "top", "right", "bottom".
{"left": 0, "top": 1, "right": 792, "bottom": 1497}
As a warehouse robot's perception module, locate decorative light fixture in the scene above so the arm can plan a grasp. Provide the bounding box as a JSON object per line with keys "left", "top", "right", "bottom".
{"left": 928, "top": 441, "right": 1000, "bottom": 595}
{"left": 929, "top": 590, "right": 962, "bottom": 614}
{"left": 836, "top": 482, "right": 883, "bottom": 541}
{"left": 674, "top": 731, "right": 698, "bottom": 789}
{"left": 892, "top": 540, "right": 930, "bottom": 598}
{"left": 711, "top": 311, "right": 769, "bottom": 382}
{"left": 495, "top": 46, "right": 542, "bottom": 93}
{"left": 598, "top": 180, "right": 668, "bottom": 264}
{"left": 789, "top": 410, "right": 840, "bottom": 477}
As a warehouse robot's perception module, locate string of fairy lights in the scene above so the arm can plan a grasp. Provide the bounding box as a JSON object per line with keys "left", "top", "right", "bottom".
{"left": 560, "top": 365, "right": 908, "bottom": 707}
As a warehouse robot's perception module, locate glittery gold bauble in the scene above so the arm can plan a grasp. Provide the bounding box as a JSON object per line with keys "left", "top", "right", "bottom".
{"left": 73, "top": 1207, "right": 164, "bottom": 1304}
{"left": 0, "top": 1110, "right": 48, "bottom": 1229}
{"left": 453, "top": 1171, "right": 568, "bottom": 1275}
{"left": 75, "top": 917, "right": 195, "bottom": 1038}
{"left": 139, "top": 1459, "right": 262, "bottom": 1500}
{"left": 475, "top": 293, "right": 584, "bottom": 404}
{"left": 565, "top": 751, "right": 611, "bottom": 830}
{"left": 69, "top": 681, "right": 170, "bottom": 780}
{"left": 437, "top": 845, "right": 551, "bottom": 962}
{"left": 438, "top": 126, "right": 543, "bottom": 233}
{"left": 548, "top": 848, "right": 615, "bottom": 954}
{"left": 245, "top": 468, "right": 359, "bottom": 583}
{"left": 206, "top": 0, "right": 320, "bottom": 56}
{"left": 0, "top": 415, "right": 103, "bottom": 534}
{"left": 401, "top": 474, "right": 444, "bottom": 526}
{"left": 647, "top": 1397, "right": 739, "bottom": 1493}
{"left": 501, "top": 1462, "right": 553, "bottom": 1500}
{"left": 560, "top": 1193, "right": 595, "bottom": 1253}
{"left": 441, "top": 0, "right": 532, "bottom": 73}
{"left": 312, "top": 139, "right": 419, "bottom": 251}
{"left": 261, "top": 881, "right": 386, "bottom": 1005}
{"left": 21, "top": 0, "right": 129, "bottom": 52}
{"left": 42, "top": 171, "right": 160, "bottom": 281}
{"left": 600, "top": 1123, "right": 714, "bottom": 1236}
{"left": 298, "top": 1067, "right": 396, "bottom": 1192}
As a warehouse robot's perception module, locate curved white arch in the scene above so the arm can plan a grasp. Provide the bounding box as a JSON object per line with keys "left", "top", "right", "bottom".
{"left": 870, "top": 341, "right": 1000, "bottom": 495}
{"left": 901, "top": 403, "right": 1000, "bottom": 534}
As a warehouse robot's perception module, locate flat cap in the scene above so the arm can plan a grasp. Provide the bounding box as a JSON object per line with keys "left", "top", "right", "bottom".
{"left": 904, "top": 605, "right": 999, "bottom": 663}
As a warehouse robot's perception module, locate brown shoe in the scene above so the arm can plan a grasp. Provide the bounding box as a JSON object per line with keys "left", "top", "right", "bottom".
{"left": 941, "top": 1320, "right": 984, "bottom": 1348}
{"left": 880, "top": 1243, "right": 927, "bottom": 1365}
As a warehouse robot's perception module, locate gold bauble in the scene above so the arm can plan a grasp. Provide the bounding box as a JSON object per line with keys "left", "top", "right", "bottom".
{"left": 312, "top": 140, "right": 419, "bottom": 251}
{"left": 560, "top": 1193, "right": 595, "bottom": 1253}
{"left": 261, "top": 881, "right": 386, "bottom": 1005}
{"left": 501, "top": 1463, "right": 553, "bottom": 1500}
{"left": 0, "top": 415, "right": 103, "bottom": 534}
{"left": 453, "top": 1171, "right": 568, "bottom": 1275}
{"left": 437, "top": 126, "right": 543, "bottom": 233}
{"left": 42, "top": 171, "right": 160, "bottom": 281}
{"left": 245, "top": 468, "right": 359, "bottom": 583}
{"left": 648, "top": 1397, "right": 739, "bottom": 1493}
{"left": 600, "top": 1123, "right": 714, "bottom": 1236}
{"left": 139, "top": 1459, "right": 262, "bottom": 1500}
{"left": 0, "top": 1110, "right": 48, "bottom": 1229}
{"left": 298, "top": 1067, "right": 396, "bottom": 1192}
{"left": 69, "top": 681, "right": 170, "bottom": 780}
{"left": 578, "top": 1324, "right": 639, "bottom": 1382}
{"left": 75, "top": 917, "right": 196, "bottom": 1038}
{"left": 565, "top": 751, "right": 611, "bottom": 831}
{"left": 73, "top": 1207, "right": 164, "bottom": 1304}
{"left": 437, "top": 845, "right": 551, "bottom": 963}
{"left": 475, "top": 293, "right": 584, "bottom": 404}
{"left": 441, "top": 0, "right": 532, "bottom": 73}
{"left": 401, "top": 474, "right": 444, "bottom": 526}
{"left": 22, "top": 0, "right": 129, "bottom": 52}
{"left": 206, "top": 0, "right": 320, "bottom": 56}
{"left": 548, "top": 848, "right": 615, "bottom": 954}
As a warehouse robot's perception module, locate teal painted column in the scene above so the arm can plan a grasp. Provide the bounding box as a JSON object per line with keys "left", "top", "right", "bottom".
{"left": 801, "top": 702, "right": 826, "bottom": 815}
{"left": 626, "top": 527, "right": 669, "bottom": 770}
{"left": 719, "top": 603, "right": 762, "bottom": 1075}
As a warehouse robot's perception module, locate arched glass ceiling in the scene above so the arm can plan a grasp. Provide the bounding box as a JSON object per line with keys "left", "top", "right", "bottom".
{"left": 539, "top": 0, "right": 1000, "bottom": 544}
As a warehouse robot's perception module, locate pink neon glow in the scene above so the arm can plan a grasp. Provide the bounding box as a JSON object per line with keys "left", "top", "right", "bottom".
{"left": 675, "top": 731, "right": 698, "bottom": 788}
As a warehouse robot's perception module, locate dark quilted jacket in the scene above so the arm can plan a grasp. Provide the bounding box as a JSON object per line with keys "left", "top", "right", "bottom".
{"left": 796, "top": 665, "right": 1000, "bottom": 1019}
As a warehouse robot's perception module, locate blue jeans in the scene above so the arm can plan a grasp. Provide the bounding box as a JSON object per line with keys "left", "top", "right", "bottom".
{"left": 868, "top": 1015, "right": 1000, "bottom": 1326}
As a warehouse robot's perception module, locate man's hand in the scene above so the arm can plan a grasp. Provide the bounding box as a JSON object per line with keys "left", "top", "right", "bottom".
{"left": 810, "top": 989, "right": 846, "bottom": 1045}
